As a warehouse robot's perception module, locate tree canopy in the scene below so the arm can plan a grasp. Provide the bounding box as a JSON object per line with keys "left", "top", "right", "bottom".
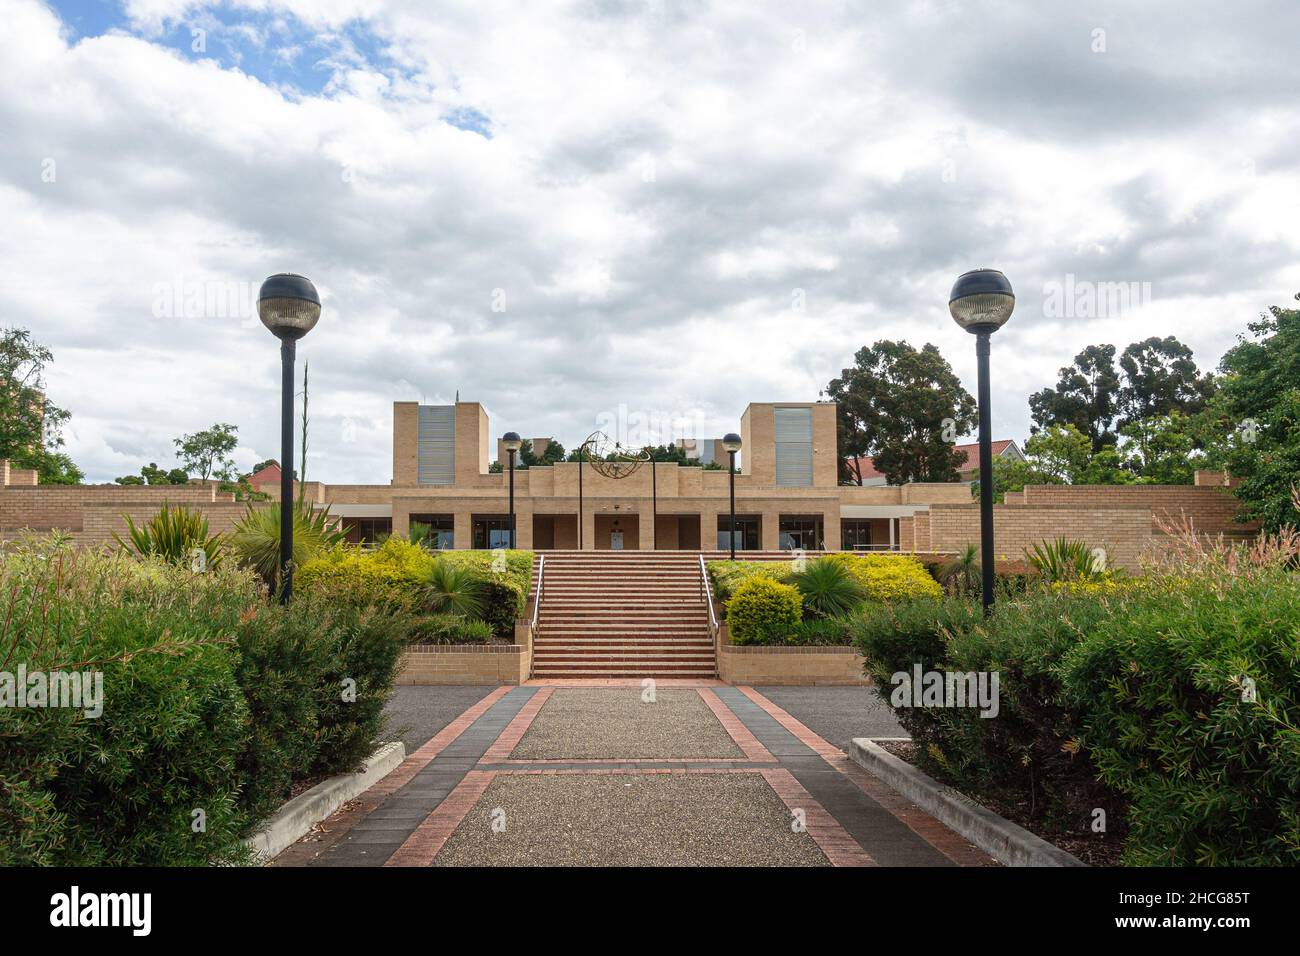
{"left": 827, "top": 340, "right": 976, "bottom": 485}
{"left": 0, "top": 328, "right": 82, "bottom": 484}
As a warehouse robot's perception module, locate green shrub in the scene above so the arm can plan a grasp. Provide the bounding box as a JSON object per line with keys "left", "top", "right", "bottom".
{"left": 824, "top": 552, "right": 943, "bottom": 602}
{"left": 725, "top": 576, "right": 802, "bottom": 645}
{"left": 790, "top": 557, "right": 866, "bottom": 618}
{"left": 788, "top": 616, "right": 854, "bottom": 646}
{"left": 411, "top": 613, "right": 494, "bottom": 644}
{"left": 706, "top": 559, "right": 794, "bottom": 600}
{"left": 1061, "top": 571, "right": 1300, "bottom": 865}
{"left": 437, "top": 549, "right": 534, "bottom": 637}
{"left": 0, "top": 535, "right": 412, "bottom": 865}
{"left": 0, "top": 541, "right": 256, "bottom": 865}
{"left": 228, "top": 501, "right": 347, "bottom": 594}
{"left": 115, "top": 501, "right": 225, "bottom": 570}
{"left": 1025, "top": 537, "right": 1103, "bottom": 583}
{"left": 854, "top": 591, "right": 1120, "bottom": 833}
{"left": 423, "top": 562, "right": 487, "bottom": 618}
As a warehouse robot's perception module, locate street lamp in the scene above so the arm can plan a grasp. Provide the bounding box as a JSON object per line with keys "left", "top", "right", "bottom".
{"left": 949, "top": 268, "right": 1015, "bottom": 615}
{"left": 257, "top": 273, "right": 321, "bottom": 604}
{"left": 502, "top": 431, "right": 522, "bottom": 549}
{"left": 721, "top": 433, "right": 743, "bottom": 560}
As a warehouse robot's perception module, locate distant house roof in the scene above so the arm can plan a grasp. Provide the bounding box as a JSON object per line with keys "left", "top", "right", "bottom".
{"left": 847, "top": 440, "right": 1021, "bottom": 483}
{"left": 248, "top": 463, "right": 281, "bottom": 488}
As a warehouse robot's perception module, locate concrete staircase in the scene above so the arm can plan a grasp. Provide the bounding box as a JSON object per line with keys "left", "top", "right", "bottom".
{"left": 530, "top": 551, "right": 717, "bottom": 679}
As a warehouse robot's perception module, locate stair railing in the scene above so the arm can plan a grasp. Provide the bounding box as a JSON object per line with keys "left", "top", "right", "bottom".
{"left": 530, "top": 554, "right": 545, "bottom": 635}
{"left": 698, "top": 553, "right": 719, "bottom": 636}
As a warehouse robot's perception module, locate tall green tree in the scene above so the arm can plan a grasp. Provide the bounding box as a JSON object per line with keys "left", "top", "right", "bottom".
{"left": 1028, "top": 344, "right": 1121, "bottom": 453}
{"left": 0, "top": 328, "right": 81, "bottom": 482}
{"left": 827, "top": 340, "right": 976, "bottom": 485}
{"left": 1216, "top": 304, "right": 1300, "bottom": 531}
{"left": 1116, "top": 335, "right": 1217, "bottom": 433}
{"left": 174, "top": 423, "right": 239, "bottom": 481}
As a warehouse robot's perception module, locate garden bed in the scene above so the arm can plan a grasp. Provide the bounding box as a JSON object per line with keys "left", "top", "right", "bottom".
{"left": 874, "top": 739, "right": 1121, "bottom": 866}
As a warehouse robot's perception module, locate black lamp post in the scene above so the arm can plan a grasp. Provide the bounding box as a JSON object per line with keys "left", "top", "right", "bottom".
{"left": 502, "top": 432, "right": 522, "bottom": 549}
{"left": 721, "top": 433, "right": 743, "bottom": 559}
{"left": 257, "top": 273, "right": 321, "bottom": 604}
{"left": 949, "top": 268, "right": 1015, "bottom": 615}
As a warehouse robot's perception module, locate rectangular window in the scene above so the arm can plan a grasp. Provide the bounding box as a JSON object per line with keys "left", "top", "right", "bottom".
{"left": 774, "top": 406, "right": 813, "bottom": 487}
{"left": 472, "top": 515, "right": 513, "bottom": 550}
{"left": 417, "top": 405, "right": 455, "bottom": 486}
{"left": 779, "top": 515, "right": 824, "bottom": 551}
{"left": 841, "top": 519, "right": 873, "bottom": 551}
{"left": 410, "top": 513, "right": 454, "bottom": 549}
{"left": 342, "top": 516, "right": 392, "bottom": 545}
{"left": 716, "top": 515, "right": 761, "bottom": 551}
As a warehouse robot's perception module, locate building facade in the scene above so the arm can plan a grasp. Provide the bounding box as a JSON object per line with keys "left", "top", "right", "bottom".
{"left": 0, "top": 398, "right": 1255, "bottom": 570}
{"left": 302, "top": 400, "right": 960, "bottom": 552}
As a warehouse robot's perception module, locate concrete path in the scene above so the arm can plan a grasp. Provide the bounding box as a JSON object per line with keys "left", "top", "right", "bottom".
{"left": 273, "top": 682, "right": 995, "bottom": 868}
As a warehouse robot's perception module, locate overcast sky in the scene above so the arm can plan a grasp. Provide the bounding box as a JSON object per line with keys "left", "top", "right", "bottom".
{"left": 3, "top": 0, "right": 1298, "bottom": 483}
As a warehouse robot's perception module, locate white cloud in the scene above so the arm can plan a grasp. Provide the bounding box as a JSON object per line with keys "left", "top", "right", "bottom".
{"left": 3, "top": 0, "right": 1299, "bottom": 481}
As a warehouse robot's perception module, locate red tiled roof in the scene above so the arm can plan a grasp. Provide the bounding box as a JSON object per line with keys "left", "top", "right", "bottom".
{"left": 848, "top": 440, "right": 1017, "bottom": 481}
{"left": 248, "top": 463, "right": 281, "bottom": 488}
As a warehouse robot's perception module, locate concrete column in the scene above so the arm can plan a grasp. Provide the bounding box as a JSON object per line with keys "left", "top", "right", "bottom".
{"left": 581, "top": 508, "right": 596, "bottom": 551}
{"left": 889, "top": 518, "right": 896, "bottom": 551}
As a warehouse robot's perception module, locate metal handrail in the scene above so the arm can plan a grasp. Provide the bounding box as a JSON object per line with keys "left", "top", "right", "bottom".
{"left": 698, "top": 553, "right": 719, "bottom": 633}
{"left": 529, "top": 554, "right": 545, "bottom": 631}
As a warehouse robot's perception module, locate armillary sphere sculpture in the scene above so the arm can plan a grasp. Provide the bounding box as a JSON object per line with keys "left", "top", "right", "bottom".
{"left": 579, "top": 431, "right": 652, "bottom": 478}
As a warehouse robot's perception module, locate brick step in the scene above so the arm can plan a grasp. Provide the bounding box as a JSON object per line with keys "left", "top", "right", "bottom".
{"left": 535, "top": 638, "right": 713, "bottom": 647}
{"left": 531, "top": 667, "right": 717, "bottom": 677}
{"left": 533, "top": 649, "right": 715, "bottom": 658}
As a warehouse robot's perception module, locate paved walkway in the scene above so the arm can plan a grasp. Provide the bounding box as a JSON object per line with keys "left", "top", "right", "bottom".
{"left": 274, "top": 682, "right": 995, "bottom": 867}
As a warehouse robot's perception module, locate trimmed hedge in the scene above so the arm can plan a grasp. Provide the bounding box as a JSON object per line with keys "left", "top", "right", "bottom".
{"left": 854, "top": 566, "right": 1300, "bottom": 865}
{"left": 725, "top": 576, "right": 802, "bottom": 645}
{"left": 0, "top": 536, "right": 412, "bottom": 865}
{"left": 297, "top": 541, "right": 534, "bottom": 639}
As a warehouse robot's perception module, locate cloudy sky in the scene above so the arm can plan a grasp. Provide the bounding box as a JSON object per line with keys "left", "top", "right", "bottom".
{"left": 3, "top": 0, "right": 1298, "bottom": 483}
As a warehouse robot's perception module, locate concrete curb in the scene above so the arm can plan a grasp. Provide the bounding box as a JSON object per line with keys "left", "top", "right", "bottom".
{"left": 849, "top": 737, "right": 1085, "bottom": 867}
{"left": 245, "top": 741, "right": 406, "bottom": 864}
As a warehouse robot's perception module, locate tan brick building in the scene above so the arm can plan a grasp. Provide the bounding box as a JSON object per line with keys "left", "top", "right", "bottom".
{"left": 0, "top": 399, "right": 1256, "bottom": 568}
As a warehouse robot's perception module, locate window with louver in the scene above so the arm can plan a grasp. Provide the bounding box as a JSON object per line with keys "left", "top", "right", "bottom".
{"left": 417, "top": 405, "right": 455, "bottom": 486}
{"left": 774, "top": 406, "right": 813, "bottom": 487}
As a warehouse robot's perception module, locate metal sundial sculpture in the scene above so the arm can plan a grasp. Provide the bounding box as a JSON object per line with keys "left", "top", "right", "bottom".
{"left": 579, "top": 431, "right": 652, "bottom": 478}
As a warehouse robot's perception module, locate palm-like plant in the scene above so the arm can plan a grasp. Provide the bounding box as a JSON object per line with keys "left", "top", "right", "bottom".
{"left": 228, "top": 501, "right": 346, "bottom": 593}
{"left": 115, "top": 502, "right": 224, "bottom": 570}
{"left": 1024, "top": 537, "right": 1101, "bottom": 582}
{"left": 938, "top": 543, "right": 980, "bottom": 595}
{"left": 790, "top": 558, "right": 867, "bottom": 618}
{"left": 422, "top": 561, "right": 487, "bottom": 619}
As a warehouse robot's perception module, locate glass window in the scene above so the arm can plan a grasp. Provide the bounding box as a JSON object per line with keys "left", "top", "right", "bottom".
{"left": 472, "top": 515, "right": 513, "bottom": 550}
{"left": 716, "top": 515, "right": 761, "bottom": 551}
{"left": 410, "top": 513, "right": 454, "bottom": 549}
{"left": 841, "top": 519, "right": 872, "bottom": 551}
{"left": 778, "top": 515, "right": 824, "bottom": 551}
{"left": 342, "top": 516, "right": 392, "bottom": 545}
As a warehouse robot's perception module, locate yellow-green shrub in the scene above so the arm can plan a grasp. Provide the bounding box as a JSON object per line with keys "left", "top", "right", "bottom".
{"left": 823, "top": 553, "right": 942, "bottom": 602}
{"left": 726, "top": 576, "right": 802, "bottom": 645}
{"left": 707, "top": 559, "right": 794, "bottom": 600}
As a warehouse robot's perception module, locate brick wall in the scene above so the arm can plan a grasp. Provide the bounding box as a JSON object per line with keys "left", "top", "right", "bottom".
{"left": 0, "top": 484, "right": 227, "bottom": 536}
{"left": 927, "top": 503, "right": 1152, "bottom": 569}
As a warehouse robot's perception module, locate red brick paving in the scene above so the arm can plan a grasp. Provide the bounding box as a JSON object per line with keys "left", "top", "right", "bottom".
{"left": 275, "top": 681, "right": 997, "bottom": 867}
{"left": 481, "top": 686, "right": 554, "bottom": 761}
{"left": 760, "top": 767, "right": 876, "bottom": 867}
{"left": 696, "top": 687, "right": 779, "bottom": 763}
{"left": 739, "top": 686, "right": 995, "bottom": 867}
{"left": 271, "top": 686, "right": 511, "bottom": 866}
{"left": 385, "top": 770, "right": 496, "bottom": 867}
